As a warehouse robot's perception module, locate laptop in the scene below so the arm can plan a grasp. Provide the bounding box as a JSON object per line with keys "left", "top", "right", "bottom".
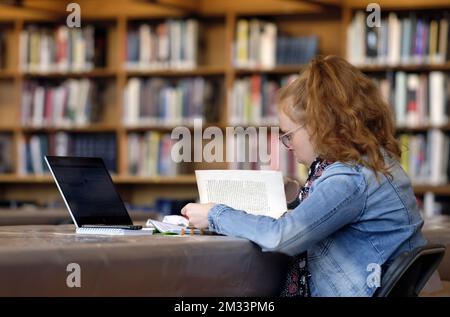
{"left": 45, "top": 156, "right": 154, "bottom": 236}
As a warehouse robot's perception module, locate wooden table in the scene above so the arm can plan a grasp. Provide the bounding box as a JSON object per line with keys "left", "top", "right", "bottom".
{"left": 0, "top": 224, "right": 288, "bottom": 296}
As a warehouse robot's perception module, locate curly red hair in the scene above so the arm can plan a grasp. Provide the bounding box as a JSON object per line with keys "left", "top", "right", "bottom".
{"left": 278, "top": 55, "right": 401, "bottom": 177}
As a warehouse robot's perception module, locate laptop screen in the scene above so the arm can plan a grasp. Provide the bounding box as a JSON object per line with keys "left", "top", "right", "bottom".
{"left": 45, "top": 156, "right": 133, "bottom": 227}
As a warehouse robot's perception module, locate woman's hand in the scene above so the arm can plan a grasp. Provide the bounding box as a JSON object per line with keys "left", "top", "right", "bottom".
{"left": 284, "top": 176, "right": 301, "bottom": 204}
{"left": 181, "top": 203, "right": 216, "bottom": 229}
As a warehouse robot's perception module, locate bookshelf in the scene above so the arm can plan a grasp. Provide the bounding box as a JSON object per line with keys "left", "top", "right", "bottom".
{"left": 343, "top": 1, "right": 450, "bottom": 217}
{"left": 0, "top": 0, "right": 449, "bottom": 213}
{"left": 0, "top": 1, "right": 229, "bottom": 207}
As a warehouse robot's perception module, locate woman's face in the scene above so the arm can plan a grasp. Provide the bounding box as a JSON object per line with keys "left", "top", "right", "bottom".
{"left": 278, "top": 109, "right": 317, "bottom": 167}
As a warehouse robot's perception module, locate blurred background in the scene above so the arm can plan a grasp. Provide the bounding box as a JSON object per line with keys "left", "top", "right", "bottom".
{"left": 0, "top": 0, "right": 449, "bottom": 227}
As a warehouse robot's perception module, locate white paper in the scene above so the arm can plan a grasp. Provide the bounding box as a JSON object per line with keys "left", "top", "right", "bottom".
{"left": 195, "top": 169, "right": 287, "bottom": 219}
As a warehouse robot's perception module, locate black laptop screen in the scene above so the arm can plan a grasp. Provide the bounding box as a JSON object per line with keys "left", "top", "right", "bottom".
{"left": 46, "top": 156, "right": 133, "bottom": 226}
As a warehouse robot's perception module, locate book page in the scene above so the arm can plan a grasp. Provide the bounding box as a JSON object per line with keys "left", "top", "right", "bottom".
{"left": 195, "top": 170, "right": 287, "bottom": 219}
{"left": 147, "top": 219, "right": 185, "bottom": 234}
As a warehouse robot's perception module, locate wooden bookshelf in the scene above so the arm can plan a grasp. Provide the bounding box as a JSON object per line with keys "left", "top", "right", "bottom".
{"left": 0, "top": 174, "right": 196, "bottom": 185}
{"left": 114, "top": 175, "right": 196, "bottom": 185}
{"left": 2, "top": 174, "right": 450, "bottom": 196}
{"left": 0, "top": 70, "right": 17, "bottom": 79}
{"left": 358, "top": 63, "right": 450, "bottom": 73}
{"left": 22, "top": 69, "right": 118, "bottom": 78}
{"left": 124, "top": 122, "right": 226, "bottom": 132}
{"left": 0, "top": 0, "right": 449, "bottom": 208}
{"left": 343, "top": 1, "right": 450, "bottom": 217}
{"left": 0, "top": 126, "right": 16, "bottom": 132}
{"left": 124, "top": 66, "right": 226, "bottom": 77}
{"left": 0, "top": 174, "right": 54, "bottom": 184}
{"left": 20, "top": 125, "right": 118, "bottom": 133}
{"left": 0, "top": 1, "right": 231, "bottom": 207}
{"left": 234, "top": 65, "right": 305, "bottom": 75}
{"left": 396, "top": 125, "right": 450, "bottom": 133}
{"left": 344, "top": 0, "right": 450, "bottom": 10}
{"left": 413, "top": 185, "right": 450, "bottom": 196}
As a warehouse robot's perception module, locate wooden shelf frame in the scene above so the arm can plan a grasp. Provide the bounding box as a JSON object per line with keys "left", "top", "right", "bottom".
{"left": 358, "top": 63, "right": 450, "bottom": 73}
{"left": 0, "top": 174, "right": 197, "bottom": 185}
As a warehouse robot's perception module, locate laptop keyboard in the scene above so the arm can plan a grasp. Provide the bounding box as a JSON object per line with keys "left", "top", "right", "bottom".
{"left": 81, "top": 225, "right": 143, "bottom": 230}
{"left": 76, "top": 227, "right": 153, "bottom": 236}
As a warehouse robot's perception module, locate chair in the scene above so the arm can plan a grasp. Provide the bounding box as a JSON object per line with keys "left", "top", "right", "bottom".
{"left": 373, "top": 244, "right": 446, "bottom": 297}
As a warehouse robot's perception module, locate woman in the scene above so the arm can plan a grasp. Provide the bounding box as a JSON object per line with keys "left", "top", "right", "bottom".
{"left": 181, "top": 55, "right": 426, "bottom": 297}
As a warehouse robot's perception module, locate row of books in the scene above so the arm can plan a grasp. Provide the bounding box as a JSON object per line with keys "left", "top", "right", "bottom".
{"left": 348, "top": 11, "right": 450, "bottom": 66}
{"left": 230, "top": 74, "right": 298, "bottom": 125}
{"left": 227, "top": 132, "right": 308, "bottom": 182}
{"left": 276, "top": 36, "right": 318, "bottom": 66}
{"left": 124, "top": 77, "right": 221, "bottom": 126}
{"left": 234, "top": 19, "right": 318, "bottom": 68}
{"left": 225, "top": 128, "right": 450, "bottom": 187}
{"left": 0, "top": 134, "right": 13, "bottom": 174}
{"left": 126, "top": 19, "right": 199, "bottom": 70}
{"left": 21, "top": 79, "right": 103, "bottom": 127}
{"left": 128, "top": 132, "right": 186, "bottom": 176}
{"left": 374, "top": 71, "right": 449, "bottom": 127}
{"left": 20, "top": 25, "right": 107, "bottom": 73}
{"left": 275, "top": 146, "right": 308, "bottom": 183}
{"left": 20, "top": 133, "right": 116, "bottom": 175}
{"left": 399, "top": 130, "right": 449, "bottom": 186}
{"left": 418, "top": 193, "right": 450, "bottom": 218}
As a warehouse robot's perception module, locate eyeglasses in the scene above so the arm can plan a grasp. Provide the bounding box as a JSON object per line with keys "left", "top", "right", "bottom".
{"left": 279, "top": 125, "right": 304, "bottom": 149}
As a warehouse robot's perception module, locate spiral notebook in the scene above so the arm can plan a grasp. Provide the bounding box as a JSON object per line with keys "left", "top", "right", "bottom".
{"left": 146, "top": 218, "right": 213, "bottom": 235}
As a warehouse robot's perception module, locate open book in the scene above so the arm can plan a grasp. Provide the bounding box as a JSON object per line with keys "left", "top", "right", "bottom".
{"left": 195, "top": 170, "right": 287, "bottom": 219}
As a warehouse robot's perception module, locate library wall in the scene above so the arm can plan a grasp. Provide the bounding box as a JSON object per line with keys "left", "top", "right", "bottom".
{"left": 0, "top": 0, "right": 449, "bottom": 219}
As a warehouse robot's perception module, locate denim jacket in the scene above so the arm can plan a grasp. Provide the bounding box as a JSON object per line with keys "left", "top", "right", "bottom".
{"left": 207, "top": 157, "right": 426, "bottom": 297}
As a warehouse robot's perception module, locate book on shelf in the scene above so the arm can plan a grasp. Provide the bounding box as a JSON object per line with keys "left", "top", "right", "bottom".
{"left": 373, "top": 71, "right": 449, "bottom": 127}
{"left": 418, "top": 193, "right": 450, "bottom": 218}
{"left": 20, "top": 133, "right": 117, "bottom": 175}
{"left": 230, "top": 74, "right": 298, "bottom": 125}
{"left": 124, "top": 77, "right": 221, "bottom": 126}
{"left": 21, "top": 79, "right": 103, "bottom": 127}
{"left": 276, "top": 35, "right": 318, "bottom": 66}
{"left": 399, "top": 130, "right": 450, "bottom": 186}
{"left": 128, "top": 132, "right": 188, "bottom": 177}
{"left": 125, "top": 19, "right": 199, "bottom": 70}
{"left": 234, "top": 18, "right": 318, "bottom": 68}
{"left": 348, "top": 11, "right": 449, "bottom": 66}
{"left": 0, "top": 134, "right": 13, "bottom": 174}
{"left": 0, "top": 31, "right": 6, "bottom": 69}
{"left": 20, "top": 25, "right": 107, "bottom": 73}
{"left": 277, "top": 145, "right": 308, "bottom": 184}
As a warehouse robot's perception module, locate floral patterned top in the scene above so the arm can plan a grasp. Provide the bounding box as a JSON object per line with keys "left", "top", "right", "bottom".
{"left": 280, "top": 157, "right": 334, "bottom": 297}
